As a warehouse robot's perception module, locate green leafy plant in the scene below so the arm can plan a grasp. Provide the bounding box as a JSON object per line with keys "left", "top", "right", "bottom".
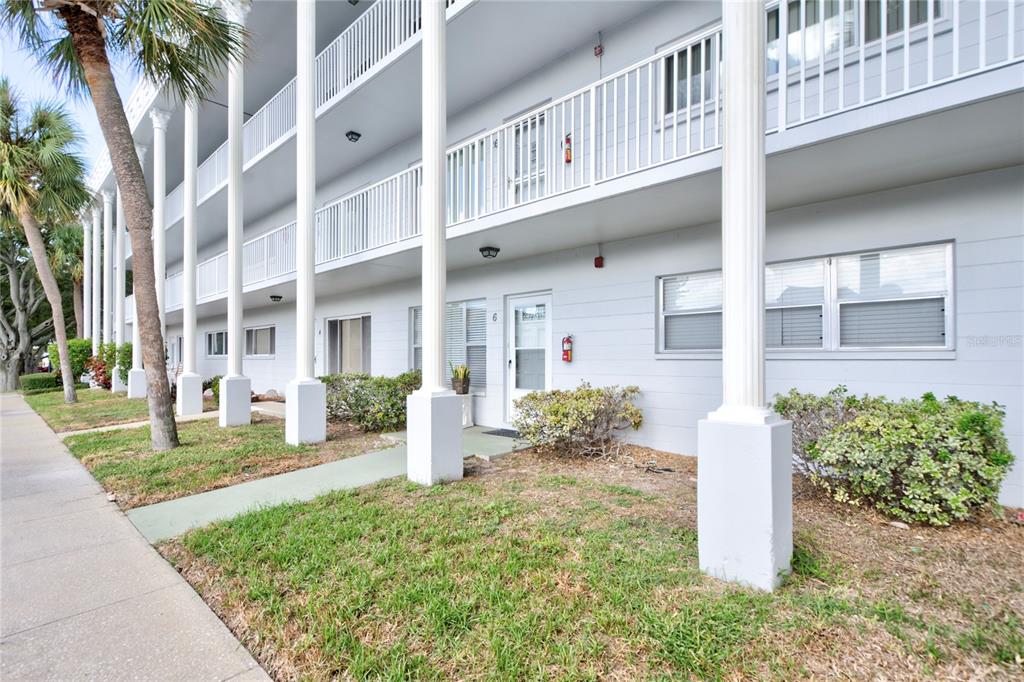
{"left": 115, "top": 343, "right": 132, "bottom": 386}
{"left": 512, "top": 382, "right": 643, "bottom": 457}
{"left": 208, "top": 375, "right": 223, "bottom": 405}
{"left": 449, "top": 363, "right": 470, "bottom": 380}
{"left": 48, "top": 338, "right": 92, "bottom": 382}
{"left": 775, "top": 388, "right": 1014, "bottom": 526}
{"left": 19, "top": 371, "right": 57, "bottom": 392}
{"left": 321, "top": 370, "right": 422, "bottom": 432}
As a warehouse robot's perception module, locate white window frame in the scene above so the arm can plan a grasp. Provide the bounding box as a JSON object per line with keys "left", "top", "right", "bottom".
{"left": 244, "top": 324, "right": 276, "bottom": 358}
{"left": 205, "top": 330, "right": 227, "bottom": 358}
{"left": 656, "top": 242, "right": 954, "bottom": 357}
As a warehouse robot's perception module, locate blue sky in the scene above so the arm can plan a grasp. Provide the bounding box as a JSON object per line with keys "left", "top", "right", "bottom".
{"left": 2, "top": 27, "right": 139, "bottom": 176}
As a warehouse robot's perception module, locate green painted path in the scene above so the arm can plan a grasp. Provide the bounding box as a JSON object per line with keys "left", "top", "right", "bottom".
{"left": 127, "top": 426, "right": 520, "bottom": 543}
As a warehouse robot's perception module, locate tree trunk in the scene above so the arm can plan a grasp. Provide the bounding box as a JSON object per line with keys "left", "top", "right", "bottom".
{"left": 0, "top": 358, "right": 21, "bottom": 393}
{"left": 18, "top": 207, "right": 77, "bottom": 403}
{"left": 73, "top": 278, "right": 83, "bottom": 338}
{"left": 60, "top": 6, "right": 178, "bottom": 449}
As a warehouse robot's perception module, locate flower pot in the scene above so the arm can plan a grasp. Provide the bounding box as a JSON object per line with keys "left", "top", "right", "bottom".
{"left": 452, "top": 377, "right": 470, "bottom": 395}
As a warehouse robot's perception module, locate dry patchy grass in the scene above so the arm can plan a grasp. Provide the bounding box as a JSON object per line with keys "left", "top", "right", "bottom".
{"left": 160, "top": 447, "right": 1023, "bottom": 681}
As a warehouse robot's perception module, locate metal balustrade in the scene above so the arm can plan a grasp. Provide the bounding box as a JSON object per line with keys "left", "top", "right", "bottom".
{"left": 137, "top": 0, "right": 1019, "bottom": 316}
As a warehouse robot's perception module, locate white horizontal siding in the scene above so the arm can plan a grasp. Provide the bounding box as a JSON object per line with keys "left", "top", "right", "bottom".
{"left": 165, "top": 165, "right": 1024, "bottom": 506}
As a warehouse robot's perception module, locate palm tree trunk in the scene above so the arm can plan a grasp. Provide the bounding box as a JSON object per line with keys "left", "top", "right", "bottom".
{"left": 60, "top": 6, "right": 178, "bottom": 449}
{"left": 73, "top": 278, "right": 83, "bottom": 338}
{"left": 18, "top": 207, "right": 77, "bottom": 403}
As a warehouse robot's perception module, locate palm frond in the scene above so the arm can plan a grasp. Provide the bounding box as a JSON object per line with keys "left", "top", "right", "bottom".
{"left": 114, "top": 0, "right": 246, "bottom": 104}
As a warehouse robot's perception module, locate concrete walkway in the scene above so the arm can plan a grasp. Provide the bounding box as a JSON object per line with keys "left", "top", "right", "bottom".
{"left": 128, "top": 426, "right": 521, "bottom": 544}
{"left": 0, "top": 393, "right": 269, "bottom": 682}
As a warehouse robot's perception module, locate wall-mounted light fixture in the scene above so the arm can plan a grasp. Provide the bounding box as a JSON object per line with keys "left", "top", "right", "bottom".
{"left": 345, "top": 130, "right": 361, "bottom": 143}
{"left": 479, "top": 246, "right": 500, "bottom": 259}
{"left": 270, "top": 294, "right": 283, "bottom": 303}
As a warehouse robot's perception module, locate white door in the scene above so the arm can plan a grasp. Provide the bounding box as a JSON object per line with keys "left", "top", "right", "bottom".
{"left": 506, "top": 293, "right": 552, "bottom": 422}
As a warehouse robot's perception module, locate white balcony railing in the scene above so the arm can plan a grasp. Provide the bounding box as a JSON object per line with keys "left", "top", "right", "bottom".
{"left": 161, "top": 0, "right": 452, "bottom": 227}
{"left": 147, "top": 0, "right": 1018, "bottom": 316}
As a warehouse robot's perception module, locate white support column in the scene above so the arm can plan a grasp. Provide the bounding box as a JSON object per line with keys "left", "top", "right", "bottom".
{"left": 126, "top": 146, "right": 148, "bottom": 398}
{"left": 286, "top": 0, "right": 326, "bottom": 445}
{"left": 406, "top": 0, "right": 463, "bottom": 486}
{"left": 697, "top": 0, "right": 792, "bottom": 592}
{"left": 219, "top": 0, "right": 252, "bottom": 427}
{"left": 127, "top": 296, "right": 146, "bottom": 397}
{"left": 91, "top": 205, "right": 102, "bottom": 356}
{"left": 150, "top": 109, "right": 172, "bottom": 340}
{"left": 83, "top": 215, "right": 91, "bottom": 343}
{"left": 177, "top": 101, "right": 203, "bottom": 416}
{"left": 101, "top": 190, "right": 114, "bottom": 348}
{"left": 111, "top": 189, "right": 127, "bottom": 392}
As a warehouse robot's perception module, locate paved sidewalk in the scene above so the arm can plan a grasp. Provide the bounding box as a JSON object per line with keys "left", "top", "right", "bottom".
{"left": 0, "top": 393, "right": 269, "bottom": 681}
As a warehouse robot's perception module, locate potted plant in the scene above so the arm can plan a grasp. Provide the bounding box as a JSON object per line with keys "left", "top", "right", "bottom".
{"left": 450, "top": 362, "right": 470, "bottom": 395}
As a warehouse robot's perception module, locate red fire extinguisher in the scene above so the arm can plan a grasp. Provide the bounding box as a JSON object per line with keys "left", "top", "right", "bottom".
{"left": 562, "top": 335, "right": 574, "bottom": 362}
{"left": 564, "top": 133, "right": 572, "bottom": 164}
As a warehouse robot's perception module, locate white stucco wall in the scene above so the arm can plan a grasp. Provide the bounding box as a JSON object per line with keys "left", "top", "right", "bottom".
{"left": 165, "top": 166, "right": 1024, "bottom": 506}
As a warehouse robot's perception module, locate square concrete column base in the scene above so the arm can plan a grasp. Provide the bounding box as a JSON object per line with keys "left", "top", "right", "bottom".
{"left": 697, "top": 417, "right": 793, "bottom": 592}
{"left": 218, "top": 375, "right": 251, "bottom": 427}
{"left": 126, "top": 368, "right": 147, "bottom": 398}
{"left": 406, "top": 390, "right": 464, "bottom": 485}
{"left": 111, "top": 368, "right": 127, "bottom": 393}
{"left": 285, "top": 379, "right": 326, "bottom": 445}
{"left": 176, "top": 372, "right": 204, "bottom": 417}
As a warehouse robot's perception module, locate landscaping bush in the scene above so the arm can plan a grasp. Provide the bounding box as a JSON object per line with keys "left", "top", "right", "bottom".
{"left": 86, "top": 353, "right": 110, "bottom": 389}
{"left": 321, "top": 370, "right": 421, "bottom": 432}
{"left": 208, "top": 375, "right": 223, "bottom": 404}
{"left": 23, "top": 382, "right": 88, "bottom": 396}
{"left": 48, "top": 339, "right": 93, "bottom": 381}
{"left": 512, "top": 382, "right": 643, "bottom": 457}
{"left": 19, "top": 372, "right": 57, "bottom": 392}
{"left": 775, "top": 387, "right": 1014, "bottom": 526}
{"left": 115, "top": 343, "right": 132, "bottom": 386}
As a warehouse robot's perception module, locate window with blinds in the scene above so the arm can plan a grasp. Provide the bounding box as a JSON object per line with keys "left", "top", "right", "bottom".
{"left": 836, "top": 243, "right": 950, "bottom": 348}
{"left": 244, "top": 325, "right": 275, "bottom": 357}
{"left": 657, "top": 242, "right": 951, "bottom": 353}
{"left": 766, "top": 259, "right": 825, "bottom": 348}
{"left": 411, "top": 299, "right": 487, "bottom": 394}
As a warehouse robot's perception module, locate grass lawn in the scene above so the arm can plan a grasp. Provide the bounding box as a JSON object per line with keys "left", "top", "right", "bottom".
{"left": 160, "top": 449, "right": 1024, "bottom": 681}
{"left": 63, "top": 415, "right": 390, "bottom": 509}
{"left": 25, "top": 388, "right": 153, "bottom": 432}
{"left": 24, "top": 387, "right": 216, "bottom": 433}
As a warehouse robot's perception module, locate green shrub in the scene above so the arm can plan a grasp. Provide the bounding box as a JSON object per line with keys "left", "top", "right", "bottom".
{"left": 775, "top": 388, "right": 1014, "bottom": 526}
{"left": 47, "top": 339, "right": 93, "bottom": 381}
{"left": 115, "top": 343, "right": 132, "bottom": 386}
{"left": 100, "top": 342, "right": 117, "bottom": 381}
{"left": 19, "top": 372, "right": 57, "bottom": 392}
{"left": 208, "top": 375, "right": 223, "bottom": 404}
{"left": 512, "top": 382, "right": 643, "bottom": 457}
{"left": 23, "top": 382, "right": 88, "bottom": 396}
{"left": 321, "top": 370, "right": 421, "bottom": 432}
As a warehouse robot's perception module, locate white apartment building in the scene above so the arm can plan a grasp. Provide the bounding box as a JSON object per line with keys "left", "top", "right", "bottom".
{"left": 84, "top": 0, "right": 1024, "bottom": 507}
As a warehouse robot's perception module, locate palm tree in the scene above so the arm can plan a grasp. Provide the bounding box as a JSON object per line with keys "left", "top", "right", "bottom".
{"left": 3, "top": 0, "right": 244, "bottom": 449}
{"left": 48, "top": 222, "right": 84, "bottom": 337}
{"left": 0, "top": 79, "right": 89, "bottom": 403}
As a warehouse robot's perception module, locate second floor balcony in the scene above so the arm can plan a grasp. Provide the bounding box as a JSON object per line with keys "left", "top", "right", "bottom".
{"left": 122, "top": 0, "right": 1023, "bottom": 321}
